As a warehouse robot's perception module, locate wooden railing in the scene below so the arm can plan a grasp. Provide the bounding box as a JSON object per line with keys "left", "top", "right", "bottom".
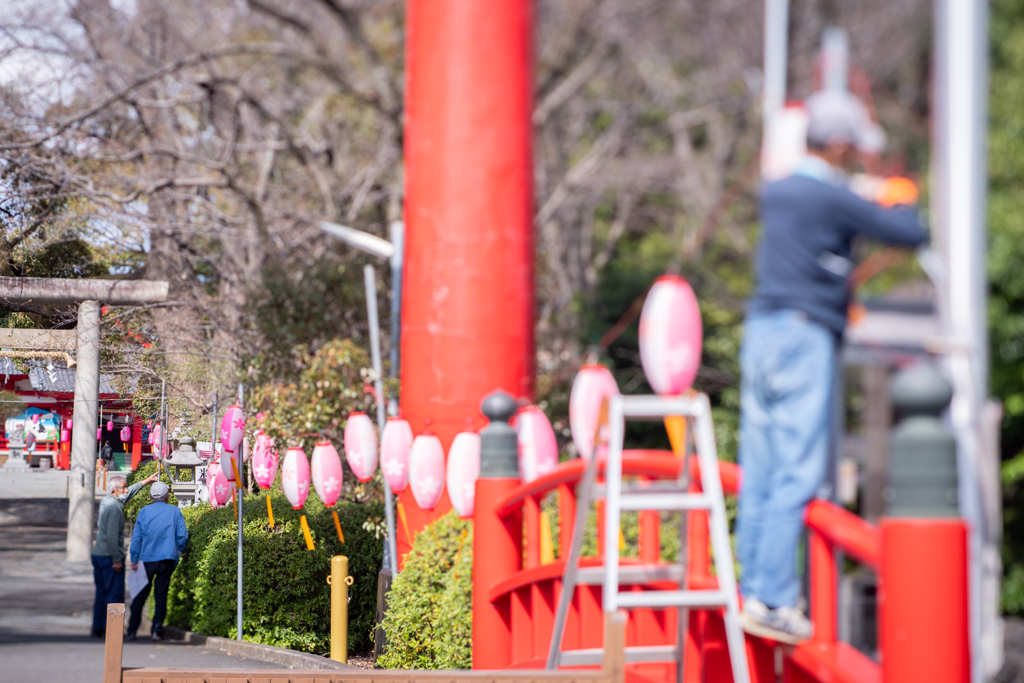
{"left": 102, "top": 604, "right": 628, "bottom": 683}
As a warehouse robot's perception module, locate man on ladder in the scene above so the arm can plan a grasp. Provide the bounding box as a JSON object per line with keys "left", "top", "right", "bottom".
{"left": 737, "top": 89, "right": 927, "bottom": 643}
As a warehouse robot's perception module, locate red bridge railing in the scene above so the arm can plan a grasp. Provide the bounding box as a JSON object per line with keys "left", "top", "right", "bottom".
{"left": 472, "top": 450, "right": 884, "bottom": 683}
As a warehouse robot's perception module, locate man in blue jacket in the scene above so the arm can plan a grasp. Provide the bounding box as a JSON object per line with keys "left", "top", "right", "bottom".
{"left": 737, "top": 90, "right": 927, "bottom": 643}
{"left": 126, "top": 481, "right": 188, "bottom": 641}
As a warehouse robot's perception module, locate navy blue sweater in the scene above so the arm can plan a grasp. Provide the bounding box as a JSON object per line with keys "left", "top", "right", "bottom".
{"left": 749, "top": 174, "right": 927, "bottom": 336}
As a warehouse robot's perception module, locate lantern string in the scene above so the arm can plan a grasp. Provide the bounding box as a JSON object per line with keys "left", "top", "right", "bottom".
{"left": 266, "top": 494, "right": 275, "bottom": 528}
{"left": 300, "top": 514, "right": 315, "bottom": 551}
{"left": 332, "top": 510, "right": 344, "bottom": 543}
{"left": 229, "top": 457, "right": 242, "bottom": 489}
{"left": 231, "top": 487, "right": 237, "bottom": 518}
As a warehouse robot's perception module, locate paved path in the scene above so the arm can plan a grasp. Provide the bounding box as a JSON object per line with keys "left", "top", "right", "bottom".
{"left": 0, "top": 468, "right": 108, "bottom": 499}
{"left": 0, "top": 523, "right": 284, "bottom": 682}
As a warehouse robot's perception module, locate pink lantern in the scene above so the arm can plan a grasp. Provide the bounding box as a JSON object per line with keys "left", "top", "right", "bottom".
{"left": 639, "top": 274, "right": 703, "bottom": 396}
{"left": 281, "top": 447, "right": 310, "bottom": 509}
{"left": 381, "top": 418, "right": 413, "bottom": 493}
{"left": 251, "top": 432, "right": 278, "bottom": 489}
{"left": 516, "top": 405, "right": 559, "bottom": 482}
{"left": 220, "top": 405, "right": 245, "bottom": 453}
{"left": 152, "top": 424, "right": 162, "bottom": 449}
{"left": 60, "top": 429, "right": 69, "bottom": 443}
{"left": 97, "top": 428, "right": 101, "bottom": 440}
{"left": 446, "top": 431, "right": 480, "bottom": 518}
{"left": 67, "top": 418, "right": 73, "bottom": 429}
{"left": 210, "top": 469, "right": 232, "bottom": 508}
{"left": 569, "top": 364, "right": 620, "bottom": 460}
{"left": 207, "top": 457, "right": 222, "bottom": 482}
{"left": 311, "top": 441, "right": 344, "bottom": 507}
{"left": 120, "top": 426, "right": 130, "bottom": 442}
{"left": 408, "top": 433, "right": 445, "bottom": 511}
{"left": 32, "top": 414, "right": 39, "bottom": 424}
{"left": 343, "top": 412, "right": 378, "bottom": 482}
{"left": 107, "top": 420, "right": 113, "bottom": 431}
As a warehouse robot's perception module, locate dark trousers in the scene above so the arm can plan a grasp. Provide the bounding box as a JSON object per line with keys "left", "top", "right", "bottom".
{"left": 127, "top": 560, "right": 176, "bottom": 636}
{"left": 91, "top": 555, "right": 125, "bottom": 632}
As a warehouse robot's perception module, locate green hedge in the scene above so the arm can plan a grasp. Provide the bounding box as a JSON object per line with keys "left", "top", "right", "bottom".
{"left": 156, "top": 482, "right": 382, "bottom": 654}
{"left": 378, "top": 511, "right": 473, "bottom": 669}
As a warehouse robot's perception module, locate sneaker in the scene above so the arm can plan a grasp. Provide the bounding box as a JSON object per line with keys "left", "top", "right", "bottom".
{"left": 151, "top": 632, "right": 161, "bottom": 642}
{"left": 740, "top": 600, "right": 812, "bottom": 645}
{"left": 125, "top": 632, "right": 137, "bottom": 642}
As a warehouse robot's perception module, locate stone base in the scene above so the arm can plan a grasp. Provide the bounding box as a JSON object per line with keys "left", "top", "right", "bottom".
{"left": 2, "top": 456, "right": 31, "bottom": 470}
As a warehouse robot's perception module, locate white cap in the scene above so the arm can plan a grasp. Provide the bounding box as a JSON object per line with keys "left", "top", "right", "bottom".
{"left": 804, "top": 89, "right": 885, "bottom": 153}
{"left": 150, "top": 481, "right": 170, "bottom": 499}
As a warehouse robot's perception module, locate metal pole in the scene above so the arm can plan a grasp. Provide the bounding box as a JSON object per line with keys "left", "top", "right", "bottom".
{"left": 388, "top": 221, "right": 405, "bottom": 382}
{"left": 237, "top": 382, "right": 244, "bottom": 641}
{"left": 762, "top": 0, "right": 789, "bottom": 121}
{"left": 364, "top": 265, "right": 399, "bottom": 573}
{"left": 935, "top": 0, "right": 997, "bottom": 678}
{"left": 66, "top": 300, "right": 101, "bottom": 562}
{"left": 211, "top": 391, "right": 218, "bottom": 458}
{"left": 158, "top": 379, "right": 166, "bottom": 477}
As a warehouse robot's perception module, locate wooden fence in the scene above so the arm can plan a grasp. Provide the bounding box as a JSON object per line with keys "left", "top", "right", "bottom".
{"left": 102, "top": 604, "right": 627, "bottom": 683}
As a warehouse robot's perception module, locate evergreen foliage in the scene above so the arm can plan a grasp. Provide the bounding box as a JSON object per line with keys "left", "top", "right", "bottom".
{"left": 131, "top": 478, "right": 383, "bottom": 654}
{"left": 377, "top": 511, "right": 473, "bottom": 669}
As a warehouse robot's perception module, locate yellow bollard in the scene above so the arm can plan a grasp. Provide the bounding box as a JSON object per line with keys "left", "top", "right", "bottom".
{"left": 327, "top": 555, "right": 352, "bottom": 663}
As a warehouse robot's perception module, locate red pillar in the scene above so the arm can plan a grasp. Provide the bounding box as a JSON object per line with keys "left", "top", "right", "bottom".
{"left": 880, "top": 519, "right": 970, "bottom": 683}
{"left": 401, "top": 0, "right": 534, "bottom": 558}
{"left": 131, "top": 418, "right": 142, "bottom": 470}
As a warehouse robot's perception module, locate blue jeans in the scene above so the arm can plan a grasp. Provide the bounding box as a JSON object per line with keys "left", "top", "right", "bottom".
{"left": 736, "top": 310, "right": 836, "bottom": 609}
{"left": 92, "top": 555, "right": 125, "bottom": 631}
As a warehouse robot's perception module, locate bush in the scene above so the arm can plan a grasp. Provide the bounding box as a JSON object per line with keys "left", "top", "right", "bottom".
{"left": 165, "top": 485, "right": 383, "bottom": 654}
{"left": 124, "top": 461, "right": 177, "bottom": 523}
{"left": 378, "top": 511, "right": 473, "bottom": 669}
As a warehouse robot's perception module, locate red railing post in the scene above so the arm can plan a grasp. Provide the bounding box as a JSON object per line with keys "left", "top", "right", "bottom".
{"left": 558, "top": 482, "right": 575, "bottom": 559}
{"left": 525, "top": 495, "right": 541, "bottom": 569}
{"left": 473, "top": 391, "right": 524, "bottom": 669}
{"left": 808, "top": 529, "right": 837, "bottom": 645}
{"left": 880, "top": 519, "right": 969, "bottom": 683}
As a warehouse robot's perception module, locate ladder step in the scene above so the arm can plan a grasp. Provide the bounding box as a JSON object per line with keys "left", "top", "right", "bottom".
{"left": 577, "top": 564, "right": 685, "bottom": 585}
{"left": 559, "top": 645, "right": 679, "bottom": 666}
{"left": 619, "top": 492, "right": 712, "bottom": 511}
{"left": 594, "top": 481, "right": 690, "bottom": 498}
{"left": 616, "top": 589, "right": 728, "bottom": 610}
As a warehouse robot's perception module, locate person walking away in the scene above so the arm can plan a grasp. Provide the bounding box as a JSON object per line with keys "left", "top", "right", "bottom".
{"left": 100, "top": 439, "right": 114, "bottom": 473}
{"left": 127, "top": 481, "right": 188, "bottom": 641}
{"left": 737, "top": 89, "right": 927, "bottom": 644}
{"left": 91, "top": 472, "right": 158, "bottom": 637}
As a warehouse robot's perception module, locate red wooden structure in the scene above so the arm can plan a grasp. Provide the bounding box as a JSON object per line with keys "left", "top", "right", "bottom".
{"left": 471, "top": 449, "right": 970, "bottom": 683}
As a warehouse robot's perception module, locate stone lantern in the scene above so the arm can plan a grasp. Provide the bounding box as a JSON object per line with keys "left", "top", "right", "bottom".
{"left": 165, "top": 436, "right": 204, "bottom": 507}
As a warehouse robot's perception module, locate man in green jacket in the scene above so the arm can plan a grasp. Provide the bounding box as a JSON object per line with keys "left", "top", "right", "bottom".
{"left": 90, "top": 472, "right": 158, "bottom": 637}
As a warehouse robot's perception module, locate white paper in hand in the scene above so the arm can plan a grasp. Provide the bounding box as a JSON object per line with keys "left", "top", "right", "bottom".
{"left": 126, "top": 563, "right": 149, "bottom": 599}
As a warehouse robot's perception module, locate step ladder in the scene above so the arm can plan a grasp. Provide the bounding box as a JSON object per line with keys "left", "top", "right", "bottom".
{"left": 546, "top": 392, "right": 750, "bottom": 683}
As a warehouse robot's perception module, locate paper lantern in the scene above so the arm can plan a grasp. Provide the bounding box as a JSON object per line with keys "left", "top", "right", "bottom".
{"left": 97, "top": 428, "right": 101, "bottom": 440}
{"left": 60, "top": 429, "right": 69, "bottom": 443}
{"left": 67, "top": 418, "right": 73, "bottom": 429}
{"left": 107, "top": 420, "right": 113, "bottom": 431}
{"left": 120, "top": 426, "right": 130, "bottom": 442}
{"left": 569, "top": 364, "right": 620, "bottom": 460}
{"left": 152, "top": 424, "right": 162, "bottom": 449}
{"left": 343, "top": 412, "right": 378, "bottom": 482}
{"left": 446, "top": 431, "right": 480, "bottom": 518}
{"left": 311, "top": 441, "right": 344, "bottom": 507}
{"left": 251, "top": 432, "right": 278, "bottom": 489}
{"left": 210, "top": 469, "right": 232, "bottom": 507}
{"left": 381, "top": 418, "right": 413, "bottom": 493}
{"left": 220, "top": 405, "right": 245, "bottom": 453}
{"left": 281, "top": 447, "right": 310, "bottom": 509}
{"left": 639, "top": 274, "right": 703, "bottom": 396}
{"left": 207, "top": 458, "right": 221, "bottom": 482}
{"left": 516, "top": 406, "right": 559, "bottom": 482}
{"left": 409, "top": 433, "right": 445, "bottom": 510}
